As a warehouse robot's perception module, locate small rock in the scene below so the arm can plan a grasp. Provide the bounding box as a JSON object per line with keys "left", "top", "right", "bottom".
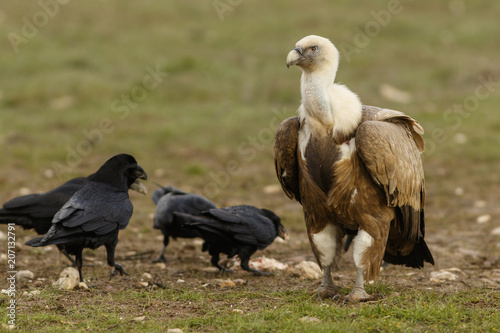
{"left": 233, "top": 279, "right": 247, "bottom": 286}
{"left": 250, "top": 257, "right": 288, "bottom": 272}
{"left": 476, "top": 214, "right": 491, "bottom": 224}
{"left": 220, "top": 280, "right": 236, "bottom": 289}
{"left": 453, "top": 133, "right": 467, "bottom": 144}
{"left": 232, "top": 309, "right": 244, "bottom": 314}
{"left": 16, "top": 270, "right": 35, "bottom": 282}
{"left": 263, "top": 184, "right": 281, "bottom": 194}
{"left": 454, "top": 187, "right": 463, "bottom": 196}
{"left": 142, "top": 273, "right": 153, "bottom": 281}
{"left": 0, "top": 231, "right": 6, "bottom": 241}
{"left": 430, "top": 270, "right": 459, "bottom": 282}
{"left": 133, "top": 316, "right": 146, "bottom": 322}
{"left": 44, "top": 169, "right": 55, "bottom": 178}
{"left": 53, "top": 267, "right": 80, "bottom": 290}
{"left": 78, "top": 282, "right": 89, "bottom": 290}
{"left": 379, "top": 84, "right": 412, "bottom": 104}
{"left": 59, "top": 267, "right": 80, "bottom": 279}
{"left": 18, "top": 187, "right": 31, "bottom": 196}
{"left": 34, "top": 280, "right": 43, "bottom": 287}
{"left": 1, "top": 323, "right": 15, "bottom": 330}
{"left": 474, "top": 200, "right": 487, "bottom": 208}
{"left": 166, "top": 329, "right": 184, "bottom": 333}
{"left": 491, "top": 227, "right": 500, "bottom": 236}
{"left": 176, "top": 279, "right": 185, "bottom": 284}
{"left": 155, "top": 263, "right": 167, "bottom": 269}
{"left": 53, "top": 276, "right": 79, "bottom": 290}
{"left": 300, "top": 316, "right": 320, "bottom": 323}
{"left": 288, "top": 261, "right": 322, "bottom": 280}
{"left": 138, "top": 282, "right": 149, "bottom": 288}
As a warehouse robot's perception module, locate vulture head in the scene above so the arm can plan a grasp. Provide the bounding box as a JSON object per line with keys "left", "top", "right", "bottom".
{"left": 286, "top": 35, "right": 339, "bottom": 76}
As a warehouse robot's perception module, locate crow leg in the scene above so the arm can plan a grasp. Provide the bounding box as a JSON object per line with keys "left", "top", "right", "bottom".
{"left": 105, "top": 238, "right": 129, "bottom": 278}
{"left": 239, "top": 246, "right": 271, "bottom": 276}
{"left": 210, "top": 252, "right": 232, "bottom": 273}
{"left": 74, "top": 249, "right": 84, "bottom": 283}
{"left": 57, "top": 245, "right": 76, "bottom": 266}
{"left": 153, "top": 235, "right": 169, "bottom": 263}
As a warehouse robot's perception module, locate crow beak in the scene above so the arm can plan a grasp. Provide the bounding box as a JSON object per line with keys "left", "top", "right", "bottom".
{"left": 130, "top": 166, "right": 147, "bottom": 195}
{"left": 286, "top": 46, "right": 303, "bottom": 68}
{"left": 278, "top": 224, "right": 289, "bottom": 240}
{"left": 130, "top": 179, "right": 147, "bottom": 195}
{"left": 134, "top": 166, "right": 147, "bottom": 181}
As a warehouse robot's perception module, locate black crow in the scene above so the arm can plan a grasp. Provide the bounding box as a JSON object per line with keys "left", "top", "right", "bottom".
{"left": 0, "top": 173, "right": 146, "bottom": 264}
{"left": 175, "top": 205, "right": 288, "bottom": 276}
{"left": 25, "top": 154, "right": 147, "bottom": 282}
{"left": 152, "top": 186, "right": 216, "bottom": 263}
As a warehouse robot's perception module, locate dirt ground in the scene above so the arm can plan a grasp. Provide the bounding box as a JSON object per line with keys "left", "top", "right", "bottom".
{"left": 6, "top": 195, "right": 500, "bottom": 302}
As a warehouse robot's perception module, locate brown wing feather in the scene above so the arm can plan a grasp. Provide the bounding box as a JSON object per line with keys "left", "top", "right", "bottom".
{"left": 273, "top": 117, "right": 301, "bottom": 203}
{"left": 356, "top": 120, "right": 425, "bottom": 241}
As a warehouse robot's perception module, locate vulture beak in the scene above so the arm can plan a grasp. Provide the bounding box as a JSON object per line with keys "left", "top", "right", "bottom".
{"left": 278, "top": 224, "right": 289, "bottom": 240}
{"left": 286, "top": 46, "right": 304, "bottom": 68}
{"left": 130, "top": 166, "right": 148, "bottom": 195}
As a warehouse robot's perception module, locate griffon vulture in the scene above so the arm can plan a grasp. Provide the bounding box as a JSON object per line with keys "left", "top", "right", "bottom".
{"left": 274, "top": 35, "right": 434, "bottom": 301}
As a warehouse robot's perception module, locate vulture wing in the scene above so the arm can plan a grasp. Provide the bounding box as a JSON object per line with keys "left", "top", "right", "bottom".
{"left": 356, "top": 115, "right": 425, "bottom": 242}
{"left": 273, "top": 116, "right": 301, "bottom": 203}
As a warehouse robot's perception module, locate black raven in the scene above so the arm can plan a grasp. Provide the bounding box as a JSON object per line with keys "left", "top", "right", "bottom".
{"left": 25, "top": 154, "right": 147, "bottom": 282}
{"left": 152, "top": 186, "right": 216, "bottom": 263}
{"left": 1, "top": 173, "right": 146, "bottom": 264}
{"left": 175, "top": 205, "right": 288, "bottom": 275}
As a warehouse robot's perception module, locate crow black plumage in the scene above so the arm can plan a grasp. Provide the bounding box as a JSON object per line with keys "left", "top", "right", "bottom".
{"left": 152, "top": 186, "right": 216, "bottom": 262}
{"left": 175, "top": 205, "right": 288, "bottom": 275}
{"left": 25, "top": 154, "right": 147, "bottom": 282}
{"left": 1, "top": 172, "right": 146, "bottom": 264}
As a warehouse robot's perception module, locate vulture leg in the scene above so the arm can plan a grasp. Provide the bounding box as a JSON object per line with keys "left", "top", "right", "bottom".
{"left": 106, "top": 239, "right": 130, "bottom": 278}
{"left": 310, "top": 224, "right": 343, "bottom": 298}
{"left": 153, "top": 234, "right": 169, "bottom": 263}
{"left": 312, "top": 264, "right": 337, "bottom": 298}
{"left": 345, "top": 229, "right": 385, "bottom": 302}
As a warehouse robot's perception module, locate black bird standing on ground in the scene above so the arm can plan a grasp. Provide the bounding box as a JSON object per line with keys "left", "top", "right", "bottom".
{"left": 0, "top": 172, "right": 146, "bottom": 264}
{"left": 152, "top": 185, "right": 216, "bottom": 263}
{"left": 25, "top": 154, "right": 147, "bottom": 282}
{"left": 175, "top": 205, "right": 288, "bottom": 275}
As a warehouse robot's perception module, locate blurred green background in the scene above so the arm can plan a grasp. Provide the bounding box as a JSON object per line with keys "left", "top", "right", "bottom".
{"left": 1, "top": 0, "right": 499, "bottom": 232}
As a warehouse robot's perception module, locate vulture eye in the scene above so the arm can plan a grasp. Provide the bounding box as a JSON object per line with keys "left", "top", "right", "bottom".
{"left": 310, "top": 46, "right": 317, "bottom": 52}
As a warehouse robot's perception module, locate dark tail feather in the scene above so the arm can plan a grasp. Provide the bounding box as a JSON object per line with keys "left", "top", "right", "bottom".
{"left": 0, "top": 216, "right": 35, "bottom": 230}
{"left": 25, "top": 236, "right": 45, "bottom": 247}
{"left": 384, "top": 238, "right": 434, "bottom": 268}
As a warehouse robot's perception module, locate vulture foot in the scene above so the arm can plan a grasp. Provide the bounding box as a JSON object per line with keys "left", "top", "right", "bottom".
{"left": 342, "top": 288, "right": 383, "bottom": 303}
{"left": 311, "top": 285, "right": 338, "bottom": 299}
